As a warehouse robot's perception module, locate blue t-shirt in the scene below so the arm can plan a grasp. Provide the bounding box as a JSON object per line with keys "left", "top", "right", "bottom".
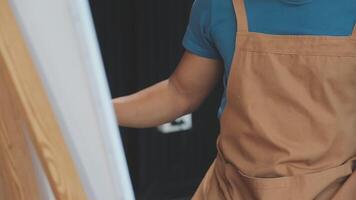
{"left": 182, "top": 0, "right": 356, "bottom": 118}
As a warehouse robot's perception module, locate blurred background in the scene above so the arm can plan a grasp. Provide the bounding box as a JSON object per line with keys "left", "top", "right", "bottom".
{"left": 89, "top": 0, "right": 223, "bottom": 199}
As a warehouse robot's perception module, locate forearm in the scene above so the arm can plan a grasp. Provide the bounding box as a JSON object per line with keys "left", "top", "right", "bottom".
{"left": 113, "top": 79, "right": 193, "bottom": 128}
{"left": 113, "top": 52, "right": 222, "bottom": 128}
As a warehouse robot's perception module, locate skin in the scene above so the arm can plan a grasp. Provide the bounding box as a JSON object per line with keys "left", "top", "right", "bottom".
{"left": 113, "top": 51, "right": 223, "bottom": 128}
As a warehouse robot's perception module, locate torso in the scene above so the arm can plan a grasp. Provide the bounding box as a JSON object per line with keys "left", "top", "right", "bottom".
{"left": 192, "top": 0, "right": 356, "bottom": 199}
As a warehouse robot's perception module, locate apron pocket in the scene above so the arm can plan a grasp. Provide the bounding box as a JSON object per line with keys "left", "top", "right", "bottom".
{"left": 223, "top": 159, "right": 356, "bottom": 199}
{"left": 237, "top": 168, "right": 293, "bottom": 189}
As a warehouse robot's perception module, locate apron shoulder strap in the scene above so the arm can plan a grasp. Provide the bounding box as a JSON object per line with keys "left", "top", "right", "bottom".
{"left": 352, "top": 23, "right": 356, "bottom": 39}
{"left": 233, "top": 0, "right": 249, "bottom": 33}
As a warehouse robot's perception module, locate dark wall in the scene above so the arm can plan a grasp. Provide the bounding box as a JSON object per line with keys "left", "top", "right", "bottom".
{"left": 89, "top": 0, "right": 223, "bottom": 199}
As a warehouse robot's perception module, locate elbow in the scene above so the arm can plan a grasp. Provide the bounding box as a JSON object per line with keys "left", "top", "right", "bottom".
{"left": 167, "top": 78, "right": 203, "bottom": 116}
{"left": 182, "top": 95, "right": 202, "bottom": 115}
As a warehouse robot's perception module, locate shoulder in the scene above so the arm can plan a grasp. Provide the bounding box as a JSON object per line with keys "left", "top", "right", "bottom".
{"left": 189, "top": 0, "right": 213, "bottom": 27}
{"left": 182, "top": 0, "right": 221, "bottom": 59}
{"left": 189, "top": 0, "right": 235, "bottom": 35}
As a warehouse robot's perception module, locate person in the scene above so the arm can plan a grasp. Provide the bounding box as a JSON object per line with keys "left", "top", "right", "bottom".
{"left": 113, "top": 0, "right": 356, "bottom": 199}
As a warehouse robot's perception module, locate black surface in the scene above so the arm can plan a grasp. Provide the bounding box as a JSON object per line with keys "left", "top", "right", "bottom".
{"left": 89, "top": 0, "right": 223, "bottom": 199}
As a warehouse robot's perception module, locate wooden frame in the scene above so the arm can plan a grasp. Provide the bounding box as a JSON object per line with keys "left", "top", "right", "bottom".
{"left": 0, "top": 0, "right": 87, "bottom": 199}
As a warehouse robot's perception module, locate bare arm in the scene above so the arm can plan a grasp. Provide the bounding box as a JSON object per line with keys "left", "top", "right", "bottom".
{"left": 113, "top": 51, "right": 223, "bottom": 128}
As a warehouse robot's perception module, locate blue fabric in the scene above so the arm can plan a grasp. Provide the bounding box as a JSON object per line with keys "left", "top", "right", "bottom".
{"left": 182, "top": 0, "right": 356, "bottom": 118}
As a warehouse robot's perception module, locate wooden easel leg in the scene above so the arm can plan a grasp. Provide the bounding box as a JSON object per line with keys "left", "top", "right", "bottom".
{"left": 0, "top": 0, "right": 87, "bottom": 199}
{"left": 0, "top": 58, "right": 40, "bottom": 200}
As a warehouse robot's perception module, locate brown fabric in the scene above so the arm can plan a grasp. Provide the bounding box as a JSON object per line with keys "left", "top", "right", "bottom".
{"left": 233, "top": 0, "right": 248, "bottom": 33}
{"left": 192, "top": 0, "right": 356, "bottom": 199}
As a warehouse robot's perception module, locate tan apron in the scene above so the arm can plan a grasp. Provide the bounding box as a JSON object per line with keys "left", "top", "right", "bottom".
{"left": 192, "top": 0, "right": 356, "bottom": 199}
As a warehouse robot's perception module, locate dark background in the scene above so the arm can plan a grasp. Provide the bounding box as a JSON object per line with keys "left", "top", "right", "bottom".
{"left": 89, "top": 0, "right": 223, "bottom": 199}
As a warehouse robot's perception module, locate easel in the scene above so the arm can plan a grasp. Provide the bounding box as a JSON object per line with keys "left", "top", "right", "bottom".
{"left": 0, "top": 0, "right": 86, "bottom": 199}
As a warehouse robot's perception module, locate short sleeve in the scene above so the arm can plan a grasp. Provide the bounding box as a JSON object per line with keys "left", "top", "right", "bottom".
{"left": 183, "top": 0, "right": 220, "bottom": 59}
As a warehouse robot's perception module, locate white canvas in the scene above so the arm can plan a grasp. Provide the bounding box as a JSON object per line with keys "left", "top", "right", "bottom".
{"left": 9, "top": 0, "right": 135, "bottom": 199}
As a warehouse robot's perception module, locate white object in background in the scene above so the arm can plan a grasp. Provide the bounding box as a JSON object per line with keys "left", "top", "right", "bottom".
{"left": 9, "top": 0, "right": 135, "bottom": 199}
{"left": 158, "top": 114, "right": 193, "bottom": 134}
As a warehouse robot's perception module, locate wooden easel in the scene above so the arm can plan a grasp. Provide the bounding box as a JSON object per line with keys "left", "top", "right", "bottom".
{"left": 0, "top": 0, "right": 86, "bottom": 199}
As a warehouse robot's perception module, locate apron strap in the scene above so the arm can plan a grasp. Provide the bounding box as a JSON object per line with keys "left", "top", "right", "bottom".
{"left": 352, "top": 23, "right": 356, "bottom": 40}
{"left": 233, "top": 0, "right": 249, "bottom": 33}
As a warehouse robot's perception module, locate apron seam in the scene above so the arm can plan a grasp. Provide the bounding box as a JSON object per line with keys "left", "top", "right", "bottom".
{"left": 236, "top": 49, "right": 356, "bottom": 57}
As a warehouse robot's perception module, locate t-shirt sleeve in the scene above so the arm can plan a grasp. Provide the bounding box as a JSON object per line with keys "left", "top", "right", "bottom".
{"left": 183, "top": 0, "right": 220, "bottom": 59}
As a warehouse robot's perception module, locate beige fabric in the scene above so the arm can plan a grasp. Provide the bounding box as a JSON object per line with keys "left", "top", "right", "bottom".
{"left": 192, "top": 0, "right": 356, "bottom": 199}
